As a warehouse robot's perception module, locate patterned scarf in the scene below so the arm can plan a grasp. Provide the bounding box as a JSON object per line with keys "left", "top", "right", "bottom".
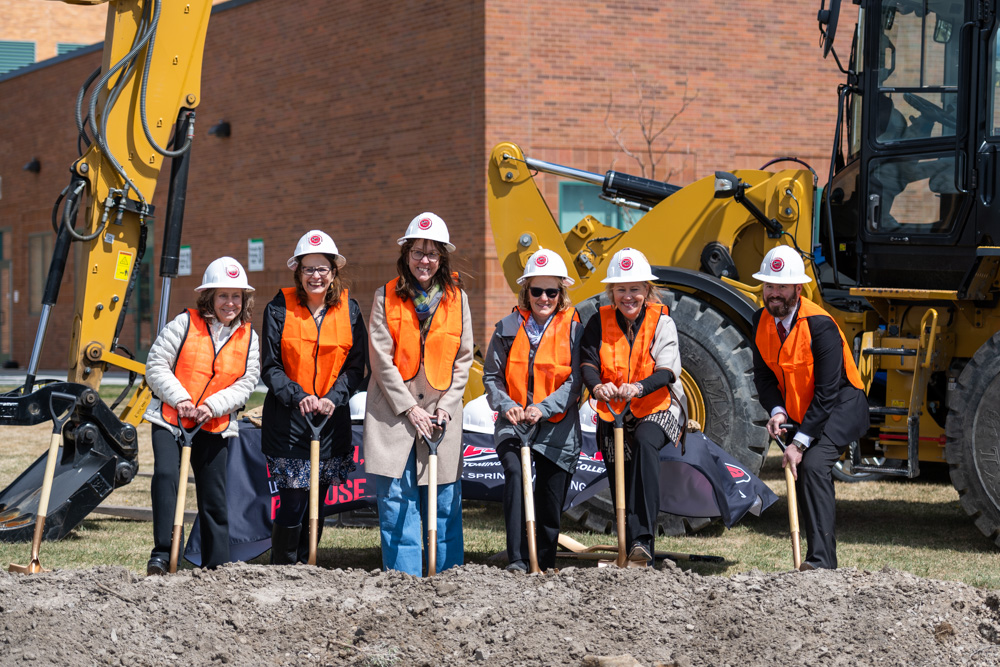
{"left": 414, "top": 283, "right": 444, "bottom": 338}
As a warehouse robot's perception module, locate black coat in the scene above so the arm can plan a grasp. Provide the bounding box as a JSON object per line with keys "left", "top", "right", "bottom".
{"left": 260, "top": 290, "right": 368, "bottom": 460}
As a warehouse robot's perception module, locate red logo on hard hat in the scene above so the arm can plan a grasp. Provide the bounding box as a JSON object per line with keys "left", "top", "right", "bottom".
{"left": 226, "top": 265, "right": 240, "bottom": 278}
{"left": 417, "top": 218, "right": 433, "bottom": 230}
{"left": 770, "top": 257, "right": 785, "bottom": 272}
{"left": 308, "top": 234, "right": 322, "bottom": 246}
{"left": 620, "top": 257, "right": 634, "bottom": 271}
{"left": 535, "top": 254, "right": 548, "bottom": 268}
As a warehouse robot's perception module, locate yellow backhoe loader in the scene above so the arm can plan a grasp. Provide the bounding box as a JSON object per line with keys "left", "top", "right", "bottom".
{"left": 488, "top": 0, "right": 1000, "bottom": 547}
{"left": 0, "top": 0, "right": 213, "bottom": 542}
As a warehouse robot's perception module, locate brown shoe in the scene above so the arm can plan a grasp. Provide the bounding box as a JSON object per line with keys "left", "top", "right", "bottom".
{"left": 798, "top": 562, "right": 815, "bottom": 572}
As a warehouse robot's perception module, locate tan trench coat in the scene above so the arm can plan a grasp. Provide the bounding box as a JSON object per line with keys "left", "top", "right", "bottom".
{"left": 363, "top": 284, "right": 474, "bottom": 485}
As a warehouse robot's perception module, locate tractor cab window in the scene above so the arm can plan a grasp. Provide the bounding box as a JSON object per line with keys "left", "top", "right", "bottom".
{"left": 866, "top": 153, "right": 960, "bottom": 233}
{"left": 874, "top": 0, "right": 962, "bottom": 144}
{"left": 989, "top": 28, "right": 1000, "bottom": 136}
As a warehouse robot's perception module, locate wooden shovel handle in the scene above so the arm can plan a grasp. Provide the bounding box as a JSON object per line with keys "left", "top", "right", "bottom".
{"left": 784, "top": 465, "right": 801, "bottom": 569}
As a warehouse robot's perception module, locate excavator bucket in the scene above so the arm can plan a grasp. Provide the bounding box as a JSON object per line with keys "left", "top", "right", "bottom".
{"left": 0, "top": 383, "right": 139, "bottom": 543}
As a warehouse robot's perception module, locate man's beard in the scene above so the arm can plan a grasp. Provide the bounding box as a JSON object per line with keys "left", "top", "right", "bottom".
{"left": 765, "top": 294, "right": 796, "bottom": 319}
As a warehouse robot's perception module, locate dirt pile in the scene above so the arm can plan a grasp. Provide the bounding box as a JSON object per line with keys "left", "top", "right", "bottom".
{"left": 1, "top": 562, "right": 998, "bottom": 666}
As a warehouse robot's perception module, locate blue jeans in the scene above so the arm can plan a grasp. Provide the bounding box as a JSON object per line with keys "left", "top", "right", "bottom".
{"left": 374, "top": 447, "right": 464, "bottom": 575}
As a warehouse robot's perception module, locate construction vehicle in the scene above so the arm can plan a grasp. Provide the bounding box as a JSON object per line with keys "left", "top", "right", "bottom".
{"left": 488, "top": 0, "right": 1000, "bottom": 546}
{"left": 0, "top": 0, "right": 213, "bottom": 542}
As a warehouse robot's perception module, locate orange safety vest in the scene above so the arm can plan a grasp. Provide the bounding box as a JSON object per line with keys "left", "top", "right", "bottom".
{"left": 754, "top": 297, "right": 865, "bottom": 424}
{"left": 383, "top": 276, "right": 463, "bottom": 391}
{"left": 163, "top": 309, "right": 252, "bottom": 433}
{"left": 504, "top": 307, "right": 578, "bottom": 423}
{"left": 596, "top": 303, "right": 673, "bottom": 421}
{"left": 279, "top": 287, "right": 352, "bottom": 397}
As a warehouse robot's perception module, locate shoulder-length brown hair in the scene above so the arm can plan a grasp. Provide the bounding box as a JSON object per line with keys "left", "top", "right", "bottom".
{"left": 394, "top": 239, "right": 463, "bottom": 301}
{"left": 602, "top": 281, "right": 662, "bottom": 307}
{"left": 196, "top": 288, "right": 255, "bottom": 326}
{"left": 517, "top": 277, "right": 573, "bottom": 314}
{"left": 293, "top": 254, "right": 346, "bottom": 309}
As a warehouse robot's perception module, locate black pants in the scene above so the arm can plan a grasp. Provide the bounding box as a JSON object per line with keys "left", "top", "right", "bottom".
{"left": 797, "top": 433, "right": 845, "bottom": 569}
{"left": 150, "top": 424, "right": 230, "bottom": 569}
{"left": 602, "top": 421, "right": 666, "bottom": 554}
{"left": 497, "top": 438, "right": 572, "bottom": 571}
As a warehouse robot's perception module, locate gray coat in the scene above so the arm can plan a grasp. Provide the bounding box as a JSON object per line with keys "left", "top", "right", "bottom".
{"left": 483, "top": 310, "right": 583, "bottom": 472}
{"left": 363, "top": 285, "right": 474, "bottom": 485}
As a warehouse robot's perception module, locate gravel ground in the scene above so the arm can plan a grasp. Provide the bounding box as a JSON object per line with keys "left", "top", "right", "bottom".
{"left": 1, "top": 561, "right": 999, "bottom": 666}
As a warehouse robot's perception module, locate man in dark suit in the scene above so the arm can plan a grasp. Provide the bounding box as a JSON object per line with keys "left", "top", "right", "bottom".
{"left": 750, "top": 246, "right": 869, "bottom": 570}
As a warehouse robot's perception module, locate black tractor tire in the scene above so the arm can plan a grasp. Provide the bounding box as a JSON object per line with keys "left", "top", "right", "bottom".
{"left": 945, "top": 333, "right": 1000, "bottom": 547}
{"left": 564, "top": 291, "right": 769, "bottom": 537}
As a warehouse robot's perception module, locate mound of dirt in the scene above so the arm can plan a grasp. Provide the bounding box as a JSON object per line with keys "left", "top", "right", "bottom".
{"left": 1, "top": 562, "right": 999, "bottom": 666}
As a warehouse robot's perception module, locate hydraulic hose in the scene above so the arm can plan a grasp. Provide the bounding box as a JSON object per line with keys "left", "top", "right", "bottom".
{"left": 139, "top": 0, "right": 193, "bottom": 159}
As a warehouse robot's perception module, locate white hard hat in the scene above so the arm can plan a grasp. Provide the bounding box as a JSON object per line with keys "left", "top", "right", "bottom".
{"left": 578, "top": 399, "right": 598, "bottom": 433}
{"left": 516, "top": 247, "right": 575, "bottom": 286}
{"left": 462, "top": 394, "right": 498, "bottom": 434}
{"left": 196, "top": 257, "right": 254, "bottom": 292}
{"left": 751, "top": 246, "right": 812, "bottom": 285}
{"left": 601, "top": 247, "right": 657, "bottom": 283}
{"left": 397, "top": 212, "right": 456, "bottom": 252}
{"left": 349, "top": 391, "right": 367, "bottom": 422}
{"left": 287, "top": 230, "right": 347, "bottom": 270}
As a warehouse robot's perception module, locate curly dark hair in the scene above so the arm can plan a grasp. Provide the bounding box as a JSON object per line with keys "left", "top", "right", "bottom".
{"left": 394, "top": 239, "right": 462, "bottom": 301}
{"left": 293, "top": 254, "right": 345, "bottom": 309}
{"left": 195, "top": 288, "right": 255, "bottom": 325}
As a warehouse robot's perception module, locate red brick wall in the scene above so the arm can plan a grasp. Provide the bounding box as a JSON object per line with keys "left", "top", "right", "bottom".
{"left": 0, "top": 0, "right": 105, "bottom": 62}
{"left": 0, "top": 0, "right": 856, "bottom": 370}
{"left": 482, "top": 0, "right": 854, "bottom": 331}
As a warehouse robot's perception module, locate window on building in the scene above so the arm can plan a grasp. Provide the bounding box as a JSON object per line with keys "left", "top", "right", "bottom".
{"left": 558, "top": 182, "right": 646, "bottom": 232}
{"left": 57, "top": 43, "right": 87, "bottom": 57}
{"left": 28, "top": 233, "right": 54, "bottom": 315}
{"left": 0, "top": 41, "right": 35, "bottom": 76}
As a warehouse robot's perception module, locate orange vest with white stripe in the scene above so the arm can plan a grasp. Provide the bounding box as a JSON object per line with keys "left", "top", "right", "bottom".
{"left": 754, "top": 297, "right": 865, "bottom": 424}
{"left": 384, "top": 277, "right": 463, "bottom": 391}
{"left": 279, "top": 287, "right": 352, "bottom": 397}
{"left": 504, "top": 307, "right": 578, "bottom": 423}
{"left": 596, "top": 303, "right": 672, "bottom": 421}
{"left": 162, "top": 310, "right": 252, "bottom": 433}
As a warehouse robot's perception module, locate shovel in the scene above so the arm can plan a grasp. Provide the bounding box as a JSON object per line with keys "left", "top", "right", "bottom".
{"left": 9, "top": 391, "right": 78, "bottom": 574}
{"left": 776, "top": 425, "right": 802, "bottom": 570}
{"left": 601, "top": 397, "right": 632, "bottom": 568}
{"left": 168, "top": 421, "right": 203, "bottom": 574}
{"left": 423, "top": 419, "right": 447, "bottom": 577}
{"left": 306, "top": 411, "right": 331, "bottom": 566}
{"left": 513, "top": 423, "right": 541, "bottom": 574}
{"left": 556, "top": 534, "right": 725, "bottom": 564}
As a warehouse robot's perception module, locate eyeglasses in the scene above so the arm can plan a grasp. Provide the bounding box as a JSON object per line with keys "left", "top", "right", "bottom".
{"left": 530, "top": 287, "right": 560, "bottom": 299}
{"left": 410, "top": 249, "right": 441, "bottom": 262}
{"left": 301, "top": 266, "right": 332, "bottom": 276}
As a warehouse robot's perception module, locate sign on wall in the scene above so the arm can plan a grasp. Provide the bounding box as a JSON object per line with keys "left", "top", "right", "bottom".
{"left": 247, "top": 238, "right": 264, "bottom": 272}
{"left": 178, "top": 246, "right": 192, "bottom": 277}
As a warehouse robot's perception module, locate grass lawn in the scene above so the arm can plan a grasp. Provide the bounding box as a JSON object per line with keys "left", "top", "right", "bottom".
{"left": 0, "top": 386, "right": 997, "bottom": 588}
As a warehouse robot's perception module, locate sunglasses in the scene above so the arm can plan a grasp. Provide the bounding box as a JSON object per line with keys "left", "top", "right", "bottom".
{"left": 529, "top": 287, "right": 560, "bottom": 299}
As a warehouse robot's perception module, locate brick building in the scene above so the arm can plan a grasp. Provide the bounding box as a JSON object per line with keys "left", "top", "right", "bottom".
{"left": 0, "top": 0, "right": 848, "bottom": 369}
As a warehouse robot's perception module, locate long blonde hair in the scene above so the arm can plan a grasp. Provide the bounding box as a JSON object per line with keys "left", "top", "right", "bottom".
{"left": 603, "top": 281, "right": 661, "bottom": 307}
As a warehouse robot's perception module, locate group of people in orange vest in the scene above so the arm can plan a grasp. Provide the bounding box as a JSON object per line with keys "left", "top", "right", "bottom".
{"left": 141, "top": 211, "right": 864, "bottom": 576}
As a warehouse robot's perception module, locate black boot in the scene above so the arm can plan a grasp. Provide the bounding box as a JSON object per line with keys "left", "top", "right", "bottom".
{"left": 296, "top": 519, "right": 325, "bottom": 564}
{"left": 270, "top": 523, "right": 301, "bottom": 565}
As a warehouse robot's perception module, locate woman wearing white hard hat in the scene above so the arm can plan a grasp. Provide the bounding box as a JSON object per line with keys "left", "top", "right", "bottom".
{"left": 364, "top": 212, "right": 474, "bottom": 576}
{"left": 579, "top": 247, "right": 686, "bottom": 565}
{"left": 483, "top": 247, "right": 583, "bottom": 572}
{"left": 260, "top": 230, "right": 367, "bottom": 565}
{"left": 143, "top": 257, "right": 260, "bottom": 575}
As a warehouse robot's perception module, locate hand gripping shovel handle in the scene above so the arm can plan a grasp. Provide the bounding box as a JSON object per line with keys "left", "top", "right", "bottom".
{"left": 10, "top": 391, "right": 78, "bottom": 575}
{"left": 515, "top": 423, "right": 541, "bottom": 574}
{"left": 169, "top": 422, "right": 203, "bottom": 574}
{"left": 307, "top": 412, "right": 331, "bottom": 566}
{"left": 422, "top": 420, "right": 447, "bottom": 577}
{"left": 775, "top": 426, "right": 802, "bottom": 570}
{"left": 603, "top": 399, "right": 631, "bottom": 568}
